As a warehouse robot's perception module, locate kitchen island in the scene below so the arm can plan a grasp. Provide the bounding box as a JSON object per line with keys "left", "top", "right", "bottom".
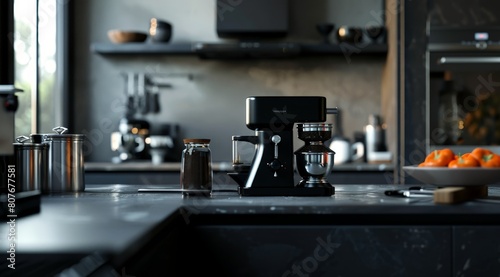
{"left": 2, "top": 184, "right": 500, "bottom": 277}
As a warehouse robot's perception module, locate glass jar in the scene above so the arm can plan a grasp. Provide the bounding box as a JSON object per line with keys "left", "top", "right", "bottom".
{"left": 180, "top": 138, "right": 212, "bottom": 197}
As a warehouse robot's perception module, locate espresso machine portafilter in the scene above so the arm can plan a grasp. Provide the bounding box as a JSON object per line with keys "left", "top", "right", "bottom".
{"left": 229, "top": 96, "right": 338, "bottom": 196}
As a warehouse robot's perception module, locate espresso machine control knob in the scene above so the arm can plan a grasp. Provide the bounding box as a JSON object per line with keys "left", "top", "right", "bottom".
{"left": 269, "top": 159, "right": 282, "bottom": 171}
{"left": 268, "top": 159, "right": 283, "bottom": 177}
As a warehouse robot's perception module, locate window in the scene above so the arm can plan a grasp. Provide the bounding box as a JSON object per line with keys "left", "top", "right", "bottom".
{"left": 8, "top": 0, "right": 68, "bottom": 137}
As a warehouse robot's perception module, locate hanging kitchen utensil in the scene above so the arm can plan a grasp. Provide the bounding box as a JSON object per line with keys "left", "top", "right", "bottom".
{"left": 149, "top": 84, "right": 161, "bottom": 114}
{"left": 137, "top": 73, "right": 149, "bottom": 115}
{"left": 146, "top": 77, "right": 173, "bottom": 114}
{"left": 125, "top": 72, "right": 136, "bottom": 116}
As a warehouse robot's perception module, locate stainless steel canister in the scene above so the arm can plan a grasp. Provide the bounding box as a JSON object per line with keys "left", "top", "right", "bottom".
{"left": 13, "top": 135, "right": 48, "bottom": 192}
{"left": 43, "top": 126, "right": 86, "bottom": 192}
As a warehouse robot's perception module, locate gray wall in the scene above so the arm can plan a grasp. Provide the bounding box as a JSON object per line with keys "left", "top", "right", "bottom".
{"left": 72, "top": 0, "right": 390, "bottom": 163}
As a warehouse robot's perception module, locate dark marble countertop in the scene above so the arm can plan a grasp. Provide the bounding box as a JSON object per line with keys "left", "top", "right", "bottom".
{"left": 2, "top": 184, "right": 500, "bottom": 256}
{"left": 3, "top": 183, "right": 500, "bottom": 276}
{"left": 84, "top": 162, "right": 234, "bottom": 172}
{"left": 84, "top": 162, "right": 394, "bottom": 172}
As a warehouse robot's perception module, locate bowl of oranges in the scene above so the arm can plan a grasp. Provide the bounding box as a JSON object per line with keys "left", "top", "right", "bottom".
{"left": 403, "top": 148, "right": 500, "bottom": 186}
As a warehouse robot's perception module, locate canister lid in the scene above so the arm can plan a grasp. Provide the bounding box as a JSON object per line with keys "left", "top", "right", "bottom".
{"left": 43, "top": 126, "right": 86, "bottom": 141}
{"left": 13, "top": 135, "right": 49, "bottom": 149}
{"left": 183, "top": 138, "right": 210, "bottom": 144}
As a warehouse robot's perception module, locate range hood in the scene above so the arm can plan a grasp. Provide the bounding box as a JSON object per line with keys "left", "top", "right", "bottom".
{"left": 216, "top": 0, "right": 289, "bottom": 39}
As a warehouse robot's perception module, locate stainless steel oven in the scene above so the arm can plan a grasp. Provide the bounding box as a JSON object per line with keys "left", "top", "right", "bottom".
{"left": 427, "top": 27, "right": 500, "bottom": 154}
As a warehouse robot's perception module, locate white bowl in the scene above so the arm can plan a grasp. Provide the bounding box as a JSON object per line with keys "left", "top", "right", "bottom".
{"left": 403, "top": 165, "right": 500, "bottom": 186}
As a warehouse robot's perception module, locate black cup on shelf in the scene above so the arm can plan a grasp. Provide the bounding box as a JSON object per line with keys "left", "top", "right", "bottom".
{"left": 316, "top": 23, "right": 335, "bottom": 44}
{"left": 365, "top": 26, "right": 385, "bottom": 43}
{"left": 149, "top": 18, "right": 172, "bottom": 43}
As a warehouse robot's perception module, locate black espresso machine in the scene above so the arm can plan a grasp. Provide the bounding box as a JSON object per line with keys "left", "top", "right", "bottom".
{"left": 229, "top": 96, "right": 338, "bottom": 196}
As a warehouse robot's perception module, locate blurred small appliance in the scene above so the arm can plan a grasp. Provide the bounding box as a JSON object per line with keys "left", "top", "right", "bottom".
{"left": 0, "top": 85, "right": 21, "bottom": 154}
{"left": 364, "top": 114, "right": 392, "bottom": 163}
{"left": 148, "top": 123, "right": 179, "bottom": 164}
{"left": 110, "top": 72, "right": 180, "bottom": 163}
{"left": 1, "top": 85, "right": 22, "bottom": 190}
{"left": 229, "top": 96, "right": 338, "bottom": 196}
{"left": 328, "top": 108, "right": 364, "bottom": 164}
{"left": 111, "top": 117, "right": 151, "bottom": 163}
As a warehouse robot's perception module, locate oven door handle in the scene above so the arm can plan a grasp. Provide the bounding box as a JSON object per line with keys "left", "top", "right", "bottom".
{"left": 438, "top": 57, "right": 500, "bottom": 64}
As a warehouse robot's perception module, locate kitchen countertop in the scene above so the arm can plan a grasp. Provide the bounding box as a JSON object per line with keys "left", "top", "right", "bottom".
{"left": 3, "top": 184, "right": 500, "bottom": 253}
{"left": 3, "top": 183, "right": 499, "bottom": 276}
{"left": 84, "top": 162, "right": 394, "bottom": 172}
{"left": 84, "top": 162, "right": 234, "bottom": 172}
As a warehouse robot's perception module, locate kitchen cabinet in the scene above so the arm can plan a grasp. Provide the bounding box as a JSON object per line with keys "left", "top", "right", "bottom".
{"left": 128, "top": 224, "right": 500, "bottom": 276}
{"left": 139, "top": 225, "right": 452, "bottom": 276}
{"left": 453, "top": 227, "right": 500, "bottom": 276}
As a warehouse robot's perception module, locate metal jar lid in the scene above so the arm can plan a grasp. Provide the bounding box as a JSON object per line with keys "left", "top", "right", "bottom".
{"left": 43, "top": 126, "right": 85, "bottom": 142}
{"left": 13, "top": 135, "right": 49, "bottom": 149}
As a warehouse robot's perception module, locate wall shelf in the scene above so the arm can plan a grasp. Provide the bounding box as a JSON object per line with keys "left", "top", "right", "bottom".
{"left": 90, "top": 42, "right": 388, "bottom": 58}
{"left": 91, "top": 42, "right": 194, "bottom": 55}
{"left": 300, "top": 43, "right": 388, "bottom": 55}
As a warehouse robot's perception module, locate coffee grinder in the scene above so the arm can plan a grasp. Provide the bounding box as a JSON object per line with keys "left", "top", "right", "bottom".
{"left": 229, "top": 96, "right": 338, "bottom": 196}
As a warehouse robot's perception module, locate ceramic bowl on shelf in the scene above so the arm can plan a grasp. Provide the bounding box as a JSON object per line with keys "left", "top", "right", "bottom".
{"left": 107, "top": 30, "right": 148, "bottom": 43}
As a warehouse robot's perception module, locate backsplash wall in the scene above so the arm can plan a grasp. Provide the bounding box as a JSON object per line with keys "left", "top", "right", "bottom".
{"left": 72, "top": 0, "right": 388, "bottom": 162}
